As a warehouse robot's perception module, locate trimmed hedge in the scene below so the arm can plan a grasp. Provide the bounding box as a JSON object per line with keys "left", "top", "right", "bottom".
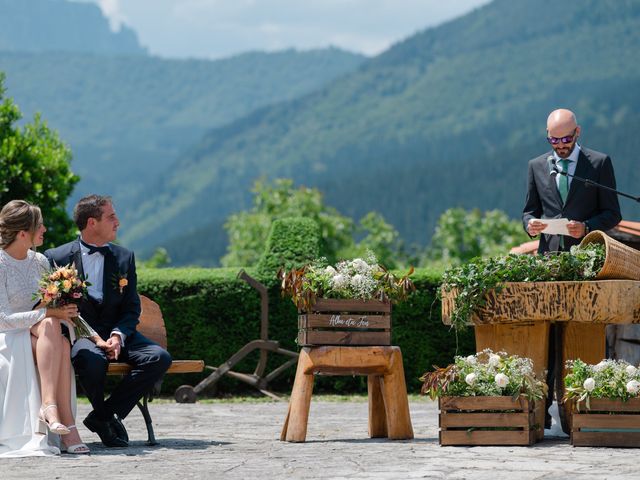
{"left": 137, "top": 267, "right": 475, "bottom": 396}
{"left": 256, "top": 217, "right": 320, "bottom": 278}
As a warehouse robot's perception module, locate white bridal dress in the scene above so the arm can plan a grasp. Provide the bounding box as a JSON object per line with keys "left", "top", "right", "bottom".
{"left": 0, "top": 248, "right": 64, "bottom": 457}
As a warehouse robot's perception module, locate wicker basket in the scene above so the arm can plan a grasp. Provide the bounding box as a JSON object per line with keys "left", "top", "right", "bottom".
{"left": 579, "top": 230, "right": 640, "bottom": 280}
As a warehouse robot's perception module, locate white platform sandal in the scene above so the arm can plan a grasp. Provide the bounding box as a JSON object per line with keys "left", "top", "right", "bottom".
{"left": 62, "top": 425, "right": 90, "bottom": 454}
{"left": 37, "top": 404, "right": 71, "bottom": 435}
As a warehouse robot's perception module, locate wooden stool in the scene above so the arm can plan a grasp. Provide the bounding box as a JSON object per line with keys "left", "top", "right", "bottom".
{"left": 280, "top": 346, "right": 414, "bottom": 442}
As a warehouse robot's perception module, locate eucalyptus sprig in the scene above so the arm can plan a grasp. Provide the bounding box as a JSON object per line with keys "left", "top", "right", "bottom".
{"left": 441, "top": 244, "right": 605, "bottom": 332}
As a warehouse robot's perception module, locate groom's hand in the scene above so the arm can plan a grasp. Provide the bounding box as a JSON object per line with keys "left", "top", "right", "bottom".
{"left": 106, "top": 334, "right": 122, "bottom": 361}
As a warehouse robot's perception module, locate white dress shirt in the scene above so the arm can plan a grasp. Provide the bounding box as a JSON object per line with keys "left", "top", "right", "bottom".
{"left": 79, "top": 237, "right": 125, "bottom": 344}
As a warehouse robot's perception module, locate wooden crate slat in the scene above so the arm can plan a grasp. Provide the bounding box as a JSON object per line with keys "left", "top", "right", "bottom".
{"left": 440, "top": 411, "right": 533, "bottom": 429}
{"left": 440, "top": 430, "right": 535, "bottom": 446}
{"left": 572, "top": 413, "right": 640, "bottom": 429}
{"left": 574, "top": 398, "right": 640, "bottom": 413}
{"left": 298, "top": 330, "right": 391, "bottom": 346}
{"left": 299, "top": 313, "right": 391, "bottom": 329}
{"left": 311, "top": 298, "right": 391, "bottom": 313}
{"left": 572, "top": 431, "right": 640, "bottom": 447}
{"left": 440, "top": 396, "right": 531, "bottom": 411}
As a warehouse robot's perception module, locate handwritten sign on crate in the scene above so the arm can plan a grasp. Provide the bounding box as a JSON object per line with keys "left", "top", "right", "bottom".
{"left": 298, "top": 298, "right": 391, "bottom": 346}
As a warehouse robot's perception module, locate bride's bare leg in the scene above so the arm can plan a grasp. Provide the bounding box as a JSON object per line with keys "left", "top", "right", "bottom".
{"left": 30, "top": 317, "right": 65, "bottom": 423}
{"left": 56, "top": 339, "right": 87, "bottom": 449}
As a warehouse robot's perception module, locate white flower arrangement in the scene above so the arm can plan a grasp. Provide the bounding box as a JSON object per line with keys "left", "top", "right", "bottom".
{"left": 280, "top": 251, "right": 415, "bottom": 310}
{"left": 565, "top": 359, "right": 640, "bottom": 406}
{"left": 421, "top": 349, "right": 547, "bottom": 401}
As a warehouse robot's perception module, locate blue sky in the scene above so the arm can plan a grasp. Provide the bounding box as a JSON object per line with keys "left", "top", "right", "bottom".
{"left": 77, "top": 0, "right": 491, "bottom": 59}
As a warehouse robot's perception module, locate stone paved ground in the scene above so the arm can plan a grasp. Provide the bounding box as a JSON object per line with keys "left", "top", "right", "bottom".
{"left": 4, "top": 399, "right": 637, "bottom": 479}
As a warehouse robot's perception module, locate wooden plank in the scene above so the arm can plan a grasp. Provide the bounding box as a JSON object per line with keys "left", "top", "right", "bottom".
{"left": 311, "top": 298, "right": 391, "bottom": 313}
{"left": 573, "top": 414, "right": 640, "bottom": 429}
{"left": 442, "top": 280, "right": 640, "bottom": 325}
{"left": 572, "top": 431, "right": 640, "bottom": 447}
{"left": 298, "top": 330, "right": 391, "bottom": 346}
{"left": 108, "top": 359, "right": 204, "bottom": 375}
{"left": 573, "top": 398, "right": 640, "bottom": 412}
{"left": 440, "top": 412, "right": 532, "bottom": 428}
{"left": 440, "top": 396, "right": 531, "bottom": 411}
{"left": 139, "top": 295, "right": 168, "bottom": 349}
{"left": 440, "top": 430, "right": 535, "bottom": 446}
{"left": 299, "top": 313, "right": 391, "bottom": 329}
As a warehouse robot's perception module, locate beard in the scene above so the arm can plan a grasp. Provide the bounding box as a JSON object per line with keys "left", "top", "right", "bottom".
{"left": 554, "top": 144, "right": 575, "bottom": 158}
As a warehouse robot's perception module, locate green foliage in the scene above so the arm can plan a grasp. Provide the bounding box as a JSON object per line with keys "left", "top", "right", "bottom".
{"left": 137, "top": 266, "right": 474, "bottom": 395}
{"left": 256, "top": 217, "right": 320, "bottom": 280}
{"left": 279, "top": 253, "right": 415, "bottom": 311}
{"left": 340, "top": 212, "right": 412, "bottom": 269}
{"left": 441, "top": 244, "right": 606, "bottom": 332}
{"left": 222, "top": 178, "right": 353, "bottom": 267}
{"left": 564, "top": 359, "right": 640, "bottom": 407}
{"left": 0, "top": 74, "right": 78, "bottom": 247}
{"left": 140, "top": 247, "right": 171, "bottom": 268}
{"left": 425, "top": 208, "right": 530, "bottom": 267}
{"left": 420, "top": 350, "right": 546, "bottom": 401}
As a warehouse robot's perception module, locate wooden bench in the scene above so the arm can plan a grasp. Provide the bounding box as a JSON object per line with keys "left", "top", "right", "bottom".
{"left": 106, "top": 295, "right": 204, "bottom": 445}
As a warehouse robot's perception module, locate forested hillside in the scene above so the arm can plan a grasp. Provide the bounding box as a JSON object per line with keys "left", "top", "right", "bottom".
{"left": 0, "top": 48, "right": 365, "bottom": 206}
{"left": 122, "top": 0, "right": 640, "bottom": 265}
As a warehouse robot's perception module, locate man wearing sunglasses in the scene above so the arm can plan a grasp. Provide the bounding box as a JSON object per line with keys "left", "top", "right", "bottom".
{"left": 522, "top": 108, "right": 621, "bottom": 253}
{"left": 521, "top": 108, "right": 621, "bottom": 431}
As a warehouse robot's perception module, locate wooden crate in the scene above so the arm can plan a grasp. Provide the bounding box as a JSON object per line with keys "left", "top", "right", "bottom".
{"left": 439, "top": 396, "right": 538, "bottom": 446}
{"left": 298, "top": 298, "right": 391, "bottom": 346}
{"left": 571, "top": 398, "right": 640, "bottom": 447}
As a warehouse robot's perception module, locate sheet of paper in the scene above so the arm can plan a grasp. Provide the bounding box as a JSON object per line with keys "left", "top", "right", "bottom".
{"left": 535, "top": 218, "right": 570, "bottom": 235}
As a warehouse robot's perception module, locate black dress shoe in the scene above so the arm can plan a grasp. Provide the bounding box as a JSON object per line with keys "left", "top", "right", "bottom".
{"left": 111, "top": 415, "right": 129, "bottom": 443}
{"left": 84, "top": 411, "right": 128, "bottom": 447}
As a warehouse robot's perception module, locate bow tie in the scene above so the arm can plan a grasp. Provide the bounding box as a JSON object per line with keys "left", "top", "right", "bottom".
{"left": 80, "top": 240, "right": 111, "bottom": 256}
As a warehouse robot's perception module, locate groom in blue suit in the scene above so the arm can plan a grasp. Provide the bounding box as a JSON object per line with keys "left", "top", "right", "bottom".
{"left": 46, "top": 195, "right": 171, "bottom": 447}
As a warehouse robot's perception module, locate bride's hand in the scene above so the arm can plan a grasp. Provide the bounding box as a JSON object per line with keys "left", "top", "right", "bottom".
{"left": 45, "top": 304, "right": 78, "bottom": 321}
{"left": 93, "top": 336, "right": 109, "bottom": 350}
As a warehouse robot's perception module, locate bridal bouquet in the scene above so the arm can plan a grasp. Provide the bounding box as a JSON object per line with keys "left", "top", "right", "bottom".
{"left": 420, "top": 349, "right": 547, "bottom": 401}
{"left": 564, "top": 359, "right": 640, "bottom": 408}
{"left": 279, "top": 252, "right": 415, "bottom": 310}
{"left": 33, "top": 264, "right": 97, "bottom": 341}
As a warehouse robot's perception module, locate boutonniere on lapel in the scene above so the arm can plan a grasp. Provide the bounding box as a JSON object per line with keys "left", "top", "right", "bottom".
{"left": 112, "top": 271, "right": 129, "bottom": 294}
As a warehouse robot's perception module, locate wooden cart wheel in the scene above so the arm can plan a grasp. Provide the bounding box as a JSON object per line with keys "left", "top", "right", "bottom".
{"left": 175, "top": 385, "right": 197, "bottom": 403}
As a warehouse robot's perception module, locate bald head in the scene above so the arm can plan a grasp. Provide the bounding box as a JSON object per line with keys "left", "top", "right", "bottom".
{"left": 546, "top": 109, "right": 580, "bottom": 158}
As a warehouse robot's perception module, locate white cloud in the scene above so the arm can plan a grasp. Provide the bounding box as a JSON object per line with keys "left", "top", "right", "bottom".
{"left": 96, "top": 0, "right": 128, "bottom": 32}
{"left": 84, "top": 0, "right": 491, "bottom": 58}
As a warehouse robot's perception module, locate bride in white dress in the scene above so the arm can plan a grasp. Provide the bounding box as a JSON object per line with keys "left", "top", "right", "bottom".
{"left": 0, "top": 200, "right": 89, "bottom": 456}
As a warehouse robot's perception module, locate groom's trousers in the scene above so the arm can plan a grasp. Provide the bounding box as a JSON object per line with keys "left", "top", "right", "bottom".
{"left": 71, "top": 332, "right": 172, "bottom": 420}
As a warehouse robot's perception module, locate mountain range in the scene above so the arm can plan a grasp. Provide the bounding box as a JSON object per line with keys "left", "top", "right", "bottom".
{"left": 120, "top": 0, "right": 640, "bottom": 264}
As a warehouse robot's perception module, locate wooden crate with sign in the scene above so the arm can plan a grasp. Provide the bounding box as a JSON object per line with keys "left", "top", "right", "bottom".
{"left": 297, "top": 298, "right": 391, "bottom": 346}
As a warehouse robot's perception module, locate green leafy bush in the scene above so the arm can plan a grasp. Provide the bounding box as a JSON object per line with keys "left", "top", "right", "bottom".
{"left": 137, "top": 266, "right": 474, "bottom": 396}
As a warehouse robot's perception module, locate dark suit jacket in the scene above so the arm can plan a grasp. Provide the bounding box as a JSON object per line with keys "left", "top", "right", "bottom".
{"left": 45, "top": 239, "right": 140, "bottom": 340}
{"left": 522, "top": 147, "right": 622, "bottom": 253}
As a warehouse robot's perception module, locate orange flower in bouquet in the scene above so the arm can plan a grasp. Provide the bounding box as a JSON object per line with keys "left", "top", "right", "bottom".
{"left": 33, "top": 263, "right": 97, "bottom": 341}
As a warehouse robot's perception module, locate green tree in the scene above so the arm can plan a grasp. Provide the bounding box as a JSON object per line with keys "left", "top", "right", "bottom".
{"left": 141, "top": 247, "right": 171, "bottom": 268}
{"left": 338, "top": 212, "right": 410, "bottom": 269}
{"left": 0, "top": 73, "right": 78, "bottom": 247}
{"left": 424, "top": 208, "right": 530, "bottom": 266}
{"left": 221, "top": 178, "right": 355, "bottom": 267}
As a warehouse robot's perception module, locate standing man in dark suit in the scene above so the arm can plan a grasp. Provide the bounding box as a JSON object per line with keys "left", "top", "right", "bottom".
{"left": 523, "top": 108, "right": 621, "bottom": 251}
{"left": 522, "top": 108, "right": 622, "bottom": 429}
{"left": 46, "top": 195, "right": 172, "bottom": 447}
